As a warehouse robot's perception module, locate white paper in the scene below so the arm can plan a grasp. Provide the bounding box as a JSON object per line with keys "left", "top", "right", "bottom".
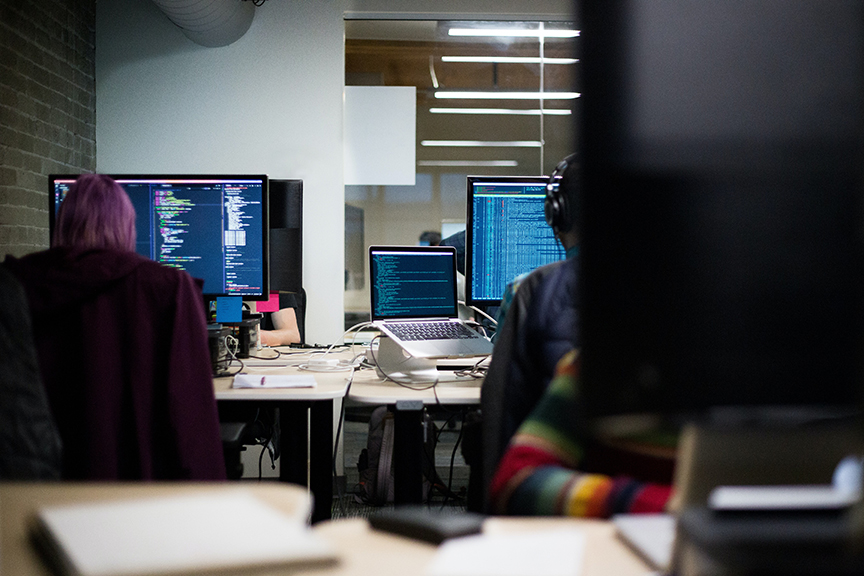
{"left": 36, "top": 491, "right": 335, "bottom": 576}
{"left": 232, "top": 374, "right": 316, "bottom": 388}
{"left": 426, "top": 529, "right": 585, "bottom": 576}
{"left": 613, "top": 513, "right": 675, "bottom": 570}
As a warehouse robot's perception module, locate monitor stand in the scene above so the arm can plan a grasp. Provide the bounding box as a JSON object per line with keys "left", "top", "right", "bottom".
{"left": 373, "top": 336, "right": 440, "bottom": 383}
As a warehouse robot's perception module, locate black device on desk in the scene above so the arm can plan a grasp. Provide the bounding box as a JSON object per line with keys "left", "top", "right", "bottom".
{"left": 369, "top": 506, "right": 485, "bottom": 544}
{"left": 577, "top": 1, "right": 864, "bottom": 574}
{"left": 207, "top": 323, "right": 231, "bottom": 375}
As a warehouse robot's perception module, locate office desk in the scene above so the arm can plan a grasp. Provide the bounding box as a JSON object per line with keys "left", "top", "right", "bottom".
{"left": 1, "top": 484, "right": 650, "bottom": 576}
{"left": 300, "top": 516, "right": 651, "bottom": 576}
{"left": 213, "top": 349, "right": 353, "bottom": 523}
{"left": 0, "top": 482, "right": 311, "bottom": 576}
{"left": 347, "top": 366, "right": 483, "bottom": 505}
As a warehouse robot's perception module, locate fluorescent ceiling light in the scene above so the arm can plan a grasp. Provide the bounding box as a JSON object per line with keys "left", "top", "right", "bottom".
{"left": 441, "top": 56, "right": 578, "bottom": 64}
{"left": 429, "top": 107, "right": 571, "bottom": 116}
{"left": 418, "top": 160, "right": 519, "bottom": 167}
{"left": 434, "top": 91, "right": 580, "bottom": 100}
{"left": 449, "top": 28, "right": 579, "bottom": 39}
{"left": 421, "top": 140, "right": 542, "bottom": 147}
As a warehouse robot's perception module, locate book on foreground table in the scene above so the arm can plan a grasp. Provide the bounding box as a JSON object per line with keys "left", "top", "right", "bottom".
{"left": 31, "top": 490, "right": 338, "bottom": 576}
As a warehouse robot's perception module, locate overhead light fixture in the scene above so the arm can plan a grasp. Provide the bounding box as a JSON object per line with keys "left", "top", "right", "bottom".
{"left": 441, "top": 56, "right": 578, "bottom": 64}
{"left": 429, "top": 107, "right": 571, "bottom": 116}
{"left": 448, "top": 28, "right": 579, "bottom": 39}
{"left": 421, "top": 140, "right": 542, "bottom": 147}
{"left": 418, "top": 160, "right": 519, "bottom": 167}
{"left": 434, "top": 91, "right": 580, "bottom": 100}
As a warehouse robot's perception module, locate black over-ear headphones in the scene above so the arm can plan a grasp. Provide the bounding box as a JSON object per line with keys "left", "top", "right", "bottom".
{"left": 544, "top": 153, "right": 579, "bottom": 234}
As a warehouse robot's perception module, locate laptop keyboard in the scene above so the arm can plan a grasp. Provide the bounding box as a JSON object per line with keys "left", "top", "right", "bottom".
{"left": 386, "top": 321, "right": 478, "bottom": 341}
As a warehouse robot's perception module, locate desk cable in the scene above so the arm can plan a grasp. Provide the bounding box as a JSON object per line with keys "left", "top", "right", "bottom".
{"left": 296, "top": 322, "right": 374, "bottom": 372}
{"left": 214, "top": 334, "right": 245, "bottom": 377}
{"left": 461, "top": 302, "right": 497, "bottom": 340}
{"left": 437, "top": 410, "right": 468, "bottom": 508}
{"left": 330, "top": 352, "right": 366, "bottom": 518}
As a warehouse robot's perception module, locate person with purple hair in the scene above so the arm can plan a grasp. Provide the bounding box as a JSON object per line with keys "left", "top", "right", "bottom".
{"left": 4, "top": 174, "right": 226, "bottom": 480}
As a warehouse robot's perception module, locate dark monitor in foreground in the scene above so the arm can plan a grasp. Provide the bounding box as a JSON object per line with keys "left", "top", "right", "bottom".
{"left": 466, "top": 176, "right": 564, "bottom": 306}
{"left": 578, "top": 0, "right": 864, "bottom": 432}
{"left": 49, "top": 175, "right": 269, "bottom": 300}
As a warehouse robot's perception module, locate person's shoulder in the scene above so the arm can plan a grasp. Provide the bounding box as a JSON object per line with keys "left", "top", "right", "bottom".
{"left": 517, "top": 259, "right": 566, "bottom": 294}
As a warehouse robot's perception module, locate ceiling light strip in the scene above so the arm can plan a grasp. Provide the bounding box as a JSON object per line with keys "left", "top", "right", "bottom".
{"left": 418, "top": 160, "right": 519, "bottom": 167}
{"left": 429, "top": 107, "right": 571, "bottom": 116}
{"left": 441, "top": 56, "right": 578, "bottom": 64}
{"left": 448, "top": 28, "right": 579, "bottom": 39}
{"left": 420, "top": 140, "right": 542, "bottom": 147}
{"left": 434, "top": 91, "right": 580, "bottom": 100}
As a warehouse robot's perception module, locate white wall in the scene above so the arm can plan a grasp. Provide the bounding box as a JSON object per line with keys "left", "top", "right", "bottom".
{"left": 95, "top": 0, "right": 574, "bottom": 344}
{"left": 96, "top": 0, "right": 347, "bottom": 344}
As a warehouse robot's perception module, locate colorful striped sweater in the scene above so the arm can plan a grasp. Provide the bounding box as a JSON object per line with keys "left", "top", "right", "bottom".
{"left": 489, "top": 350, "right": 674, "bottom": 517}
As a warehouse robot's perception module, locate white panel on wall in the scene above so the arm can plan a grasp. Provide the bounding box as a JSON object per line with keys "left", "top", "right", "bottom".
{"left": 344, "top": 86, "right": 416, "bottom": 186}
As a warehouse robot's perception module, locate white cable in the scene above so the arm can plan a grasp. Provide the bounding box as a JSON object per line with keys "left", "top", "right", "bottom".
{"left": 467, "top": 304, "right": 498, "bottom": 326}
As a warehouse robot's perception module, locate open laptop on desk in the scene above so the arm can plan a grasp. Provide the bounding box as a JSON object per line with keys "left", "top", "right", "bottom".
{"left": 369, "top": 245, "right": 493, "bottom": 360}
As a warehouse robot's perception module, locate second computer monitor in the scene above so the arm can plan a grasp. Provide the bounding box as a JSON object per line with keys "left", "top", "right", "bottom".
{"left": 49, "top": 175, "right": 269, "bottom": 300}
{"left": 466, "top": 176, "right": 564, "bottom": 307}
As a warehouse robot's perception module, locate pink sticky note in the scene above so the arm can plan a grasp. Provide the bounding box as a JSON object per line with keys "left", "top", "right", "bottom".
{"left": 256, "top": 292, "right": 281, "bottom": 313}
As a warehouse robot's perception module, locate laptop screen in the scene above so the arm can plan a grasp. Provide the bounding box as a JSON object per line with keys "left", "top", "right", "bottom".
{"left": 369, "top": 246, "right": 459, "bottom": 321}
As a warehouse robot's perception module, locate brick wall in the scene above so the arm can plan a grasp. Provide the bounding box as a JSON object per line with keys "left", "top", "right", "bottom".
{"left": 0, "top": 0, "right": 96, "bottom": 258}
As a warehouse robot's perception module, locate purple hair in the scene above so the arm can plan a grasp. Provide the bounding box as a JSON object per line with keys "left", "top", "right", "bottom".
{"left": 53, "top": 174, "right": 137, "bottom": 251}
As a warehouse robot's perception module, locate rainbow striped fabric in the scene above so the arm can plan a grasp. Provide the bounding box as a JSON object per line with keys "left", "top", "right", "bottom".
{"left": 489, "top": 350, "right": 673, "bottom": 517}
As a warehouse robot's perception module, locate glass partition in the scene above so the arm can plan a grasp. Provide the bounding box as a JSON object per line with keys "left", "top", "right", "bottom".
{"left": 344, "top": 19, "right": 579, "bottom": 318}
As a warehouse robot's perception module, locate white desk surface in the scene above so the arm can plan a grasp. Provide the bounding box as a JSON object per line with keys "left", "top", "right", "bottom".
{"left": 2, "top": 484, "right": 651, "bottom": 576}
{"left": 213, "top": 348, "right": 353, "bottom": 401}
{"left": 302, "top": 516, "right": 652, "bottom": 576}
{"left": 347, "top": 367, "right": 482, "bottom": 405}
{"left": 214, "top": 347, "right": 483, "bottom": 405}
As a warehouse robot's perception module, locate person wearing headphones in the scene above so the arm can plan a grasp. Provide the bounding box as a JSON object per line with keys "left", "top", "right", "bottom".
{"left": 483, "top": 156, "right": 676, "bottom": 517}
{"left": 479, "top": 154, "right": 583, "bottom": 509}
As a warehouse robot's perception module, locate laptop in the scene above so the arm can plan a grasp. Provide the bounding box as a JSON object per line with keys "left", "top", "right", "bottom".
{"left": 369, "top": 245, "right": 493, "bottom": 359}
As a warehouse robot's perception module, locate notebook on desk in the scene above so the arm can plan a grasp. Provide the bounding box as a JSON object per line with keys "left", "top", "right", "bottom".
{"left": 369, "top": 245, "right": 493, "bottom": 359}
{"left": 31, "top": 491, "right": 337, "bottom": 576}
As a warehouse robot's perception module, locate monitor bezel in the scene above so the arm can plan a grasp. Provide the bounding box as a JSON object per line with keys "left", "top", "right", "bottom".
{"left": 48, "top": 174, "right": 270, "bottom": 301}
{"left": 465, "top": 175, "right": 556, "bottom": 308}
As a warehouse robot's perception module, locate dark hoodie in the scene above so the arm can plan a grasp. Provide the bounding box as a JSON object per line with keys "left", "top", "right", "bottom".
{"left": 5, "top": 247, "right": 226, "bottom": 480}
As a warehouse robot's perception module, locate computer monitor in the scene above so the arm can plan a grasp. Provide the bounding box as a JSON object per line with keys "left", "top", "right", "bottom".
{"left": 49, "top": 175, "right": 269, "bottom": 301}
{"left": 577, "top": 0, "right": 864, "bottom": 432}
{"left": 465, "top": 176, "right": 565, "bottom": 307}
{"left": 268, "top": 179, "right": 303, "bottom": 294}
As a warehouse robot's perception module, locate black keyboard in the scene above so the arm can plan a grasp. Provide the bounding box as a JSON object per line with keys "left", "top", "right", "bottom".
{"left": 386, "top": 321, "right": 478, "bottom": 341}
